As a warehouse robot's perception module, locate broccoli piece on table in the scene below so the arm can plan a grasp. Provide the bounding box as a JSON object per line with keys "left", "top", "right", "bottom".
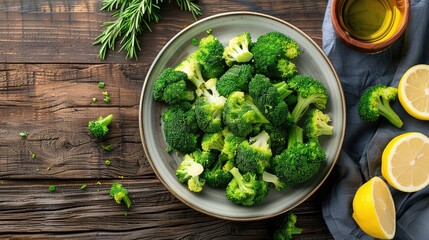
{"left": 223, "top": 32, "right": 254, "bottom": 66}
{"left": 288, "top": 75, "right": 328, "bottom": 123}
{"left": 196, "top": 34, "right": 226, "bottom": 79}
{"left": 273, "top": 212, "right": 303, "bottom": 240}
{"left": 217, "top": 64, "right": 255, "bottom": 97}
{"left": 109, "top": 182, "right": 132, "bottom": 208}
{"left": 201, "top": 132, "right": 224, "bottom": 153}
{"left": 262, "top": 171, "right": 286, "bottom": 191}
{"left": 203, "top": 154, "right": 232, "bottom": 188}
{"left": 303, "top": 108, "right": 333, "bottom": 140}
{"left": 152, "top": 68, "right": 195, "bottom": 104}
{"left": 176, "top": 154, "right": 206, "bottom": 193}
{"left": 194, "top": 78, "right": 227, "bottom": 133}
{"left": 175, "top": 53, "right": 206, "bottom": 89}
{"left": 358, "top": 84, "right": 403, "bottom": 128}
{"left": 272, "top": 126, "right": 326, "bottom": 185}
{"left": 235, "top": 130, "right": 272, "bottom": 174}
{"left": 88, "top": 114, "right": 113, "bottom": 139}
{"left": 226, "top": 167, "right": 269, "bottom": 206}
{"left": 162, "top": 103, "right": 199, "bottom": 153}
{"left": 223, "top": 91, "right": 269, "bottom": 138}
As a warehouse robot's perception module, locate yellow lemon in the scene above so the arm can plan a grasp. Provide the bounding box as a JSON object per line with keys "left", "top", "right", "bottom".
{"left": 382, "top": 132, "right": 429, "bottom": 192}
{"left": 398, "top": 64, "right": 429, "bottom": 120}
{"left": 352, "top": 176, "right": 396, "bottom": 239}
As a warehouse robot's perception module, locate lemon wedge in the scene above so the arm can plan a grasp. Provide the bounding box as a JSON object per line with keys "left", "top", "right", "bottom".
{"left": 352, "top": 176, "right": 396, "bottom": 239}
{"left": 398, "top": 64, "right": 429, "bottom": 120}
{"left": 382, "top": 132, "right": 429, "bottom": 192}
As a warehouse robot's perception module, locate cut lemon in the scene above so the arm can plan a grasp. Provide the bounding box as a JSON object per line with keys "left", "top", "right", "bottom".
{"left": 398, "top": 64, "right": 429, "bottom": 120}
{"left": 352, "top": 176, "right": 396, "bottom": 239}
{"left": 382, "top": 132, "right": 429, "bottom": 192}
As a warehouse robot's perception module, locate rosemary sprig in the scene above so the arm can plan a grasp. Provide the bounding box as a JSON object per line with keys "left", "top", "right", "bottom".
{"left": 94, "top": 0, "right": 202, "bottom": 60}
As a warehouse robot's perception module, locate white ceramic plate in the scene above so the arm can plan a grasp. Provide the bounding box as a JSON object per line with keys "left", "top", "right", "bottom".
{"left": 139, "top": 11, "right": 345, "bottom": 221}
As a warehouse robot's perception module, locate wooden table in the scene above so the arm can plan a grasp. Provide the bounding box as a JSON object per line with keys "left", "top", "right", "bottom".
{"left": 0, "top": 0, "right": 334, "bottom": 239}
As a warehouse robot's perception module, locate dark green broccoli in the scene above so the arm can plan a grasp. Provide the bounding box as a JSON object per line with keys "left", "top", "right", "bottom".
{"left": 194, "top": 79, "right": 227, "bottom": 133}
{"left": 262, "top": 171, "right": 286, "bottom": 191}
{"left": 162, "top": 103, "right": 199, "bottom": 153}
{"left": 251, "top": 32, "right": 300, "bottom": 80}
{"left": 88, "top": 114, "right": 113, "bottom": 139}
{"left": 189, "top": 148, "right": 217, "bottom": 169}
{"left": 223, "top": 91, "right": 270, "bottom": 137}
{"left": 223, "top": 32, "right": 253, "bottom": 66}
{"left": 226, "top": 167, "right": 269, "bottom": 206}
{"left": 203, "top": 154, "right": 232, "bottom": 188}
{"left": 109, "top": 182, "right": 132, "bottom": 208}
{"left": 261, "top": 124, "right": 288, "bottom": 156}
{"left": 176, "top": 153, "right": 206, "bottom": 193}
{"left": 273, "top": 212, "right": 303, "bottom": 240}
{"left": 220, "top": 128, "right": 245, "bottom": 160}
{"left": 272, "top": 126, "right": 326, "bottom": 185}
{"left": 201, "top": 132, "right": 224, "bottom": 153}
{"left": 303, "top": 108, "right": 333, "bottom": 140}
{"left": 235, "top": 130, "right": 272, "bottom": 174}
{"left": 288, "top": 75, "right": 329, "bottom": 123}
{"left": 175, "top": 53, "right": 206, "bottom": 90}
{"left": 152, "top": 68, "right": 195, "bottom": 104}
{"left": 196, "top": 34, "right": 226, "bottom": 79}
{"left": 358, "top": 84, "right": 403, "bottom": 128}
{"left": 217, "top": 64, "right": 255, "bottom": 97}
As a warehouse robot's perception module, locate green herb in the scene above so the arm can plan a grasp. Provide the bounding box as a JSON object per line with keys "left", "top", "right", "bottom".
{"left": 31, "top": 153, "right": 36, "bottom": 159}
{"left": 92, "top": 97, "right": 97, "bottom": 103}
{"left": 98, "top": 82, "right": 106, "bottom": 88}
{"left": 101, "top": 144, "right": 113, "bottom": 151}
{"left": 93, "top": 0, "right": 202, "bottom": 60}
{"left": 80, "top": 184, "right": 87, "bottom": 190}
{"left": 49, "top": 185, "right": 56, "bottom": 192}
{"left": 19, "top": 132, "right": 28, "bottom": 138}
{"left": 105, "top": 159, "right": 111, "bottom": 165}
{"left": 192, "top": 37, "right": 199, "bottom": 46}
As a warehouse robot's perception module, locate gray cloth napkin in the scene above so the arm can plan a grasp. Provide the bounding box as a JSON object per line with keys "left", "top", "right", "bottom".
{"left": 321, "top": 0, "right": 429, "bottom": 239}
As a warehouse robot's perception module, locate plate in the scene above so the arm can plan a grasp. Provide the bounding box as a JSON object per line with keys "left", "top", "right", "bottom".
{"left": 139, "top": 11, "right": 346, "bottom": 221}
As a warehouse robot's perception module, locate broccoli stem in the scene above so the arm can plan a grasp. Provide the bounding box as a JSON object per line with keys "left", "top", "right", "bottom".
{"left": 230, "top": 167, "right": 252, "bottom": 193}
{"left": 291, "top": 97, "right": 311, "bottom": 123}
{"left": 287, "top": 126, "right": 303, "bottom": 148}
{"left": 377, "top": 97, "right": 403, "bottom": 128}
{"left": 99, "top": 114, "right": 113, "bottom": 127}
{"left": 122, "top": 195, "right": 132, "bottom": 208}
{"left": 273, "top": 81, "right": 292, "bottom": 100}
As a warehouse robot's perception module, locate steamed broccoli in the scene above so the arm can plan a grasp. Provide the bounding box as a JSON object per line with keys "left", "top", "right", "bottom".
{"left": 152, "top": 68, "right": 195, "bottom": 104}
{"left": 176, "top": 153, "right": 206, "bottom": 193}
{"left": 288, "top": 75, "right": 329, "bottom": 123}
{"left": 235, "top": 130, "right": 272, "bottom": 174}
{"left": 251, "top": 32, "right": 300, "bottom": 80}
{"left": 223, "top": 32, "right": 254, "bottom": 66}
{"left": 189, "top": 148, "right": 217, "bottom": 169}
{"left": 162, "top": 103, "right": 199, "bottom": 153}
{"left": 201, "top": 132, "right": 224, "bottom": 153}
{"left": 358, "top": 84, "right": 403, "bottom": 128}
{"left": 109, "top": 182, "right": 132, "bottom": 208}
{"left": 303, "top": 108, "right": 333, "bottom": 140}
{"left": 223, "top": 91, "right": 270, "bottom": 137}
{"left": 175, "top": 53, "right": 206, "bottom": 89}
{"left": 216, "top": 64, "right": 255, "bottom": 97}
{"left": 196, "top": 34, "right": 226, "bottom": 79}
{"left": 194, "top": 79, "right": 227, "bottom": 133}
{"left": 261, "top": 124, "right": 288, "bottom": 156}
{"left": 272, "top": 126, "right": 326, "bottom": 185}
{"left": 203, "top": 154, "right": 232, "bottom": 188}
{"left": 226, "top": 167, "right": 269, "bottom": 206}
{"left": 262, "top": 171, "right": 286, "bottom": 191}
{"left": 88, "top": 114, "right": 113, "bottom": 139}
{"left": 273, "top": 212, "right": 303, "bottom": 240}
{"left": 220, "top": 128, "right": 245, "bottom": 160}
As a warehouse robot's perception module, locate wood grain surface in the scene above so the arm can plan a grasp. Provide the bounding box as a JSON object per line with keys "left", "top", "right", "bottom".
{"left": 0, "top": 0, "right": 334, "bottom": 239}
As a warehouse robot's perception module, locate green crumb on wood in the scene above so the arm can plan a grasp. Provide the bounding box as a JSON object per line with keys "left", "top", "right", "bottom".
{"left": 80, "top": 184, "right": 87, "bottom": 190}
{"left": 49, "top": 185, "right": 56, "bottom": 192}
{"left": 105, "top": 160, "right": 111, "bottom": 165}
{"left": 98, "top": 82, "right": 106, "bottom": 88}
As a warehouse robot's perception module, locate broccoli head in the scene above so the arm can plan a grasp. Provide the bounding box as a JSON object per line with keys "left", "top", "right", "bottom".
{"left": 235, "top": 130, "right": 272, "bottom": 174}
{"left": 273, "top": 212, "right": 303, "bottom": 240}
{"left": 109, "top": 182, "right": 132, "bottom": 208}
{"left": 256, "top": 32, "right": 300, "bottom": 59}
{"left": 152, "top": 68, "right": 195, "bottom": 104}
{"left": 226, "top": 167, "right": 269, "bottom": 206}
{"left": 189, "top": 148, "right": 216, "bottom": 169}
{"left": 261, "top": 124, "right": 288, "bottom": 156}
{"left": 223, "top": 91, "right": 270, "bottom": 137}
{"left": 220, "top": 128, "right": 245, "bottom": 160}
{"left": 303, "top": 108, "right": 334, "bottom": 140}
{"left": 175, "top": 53, "right": 206, "bottom": 89}
{"left": 175, "top": 153, "right": 206, "bottom": 193}
{"left": 223, "top": 32, "right": 254, "bottom": 66}
{"left": 196, "top": 34, "right": 226, "bottom": 79}
{"left": 217, "top": 64, "right": 255, "bottom": 97}
{"left": 358, "top": 84, "right": 403, "bottom": 128}
{"left": 288, "top": 75, "right": 329, "bottom": 123}
{"left": 88, "top": 114, "right": 113, "bottom": 140}
{"left": 262, "top": 171, "right": 286, "bottom": 191}
{"left": 201, "top": 132, "right": 225, "bottom": 153}
{"left": 203, "top": 154, "right": 232, "bottom": 188}
{"left": 162, "top": 103, "right": 199, "bottom": 153}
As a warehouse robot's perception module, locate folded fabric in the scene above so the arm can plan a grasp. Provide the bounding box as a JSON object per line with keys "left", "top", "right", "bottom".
{"left": 321, "top": 0, "right": 429, "bottom": 239}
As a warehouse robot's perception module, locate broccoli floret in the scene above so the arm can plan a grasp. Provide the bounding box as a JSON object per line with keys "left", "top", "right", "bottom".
{"left": 175, "top": 53, "right": 206, "bottom": 89}
{"left": 358, "top": 84, "right": 403, "bottom": 128}
{"left": 194, "top": 79, "right": 227, "bottom": 133}
{"left": 201, "top": 132, "right": 224, "bottom": 153}
{"left": 109, "top": 182, "right": 132, "bottom": 208}
{"left": 189, "top": 148, "right": 216, "bottom": 168}
{"left": 196, "top": 35, "right": 226, "bottom": 79}
{"left": 217, "top": 64, "right": 255, "bottom": 97}
{"left": 176, "top": 154, "right": 206, "bottom": 193}
{"left": 223, "top": 32, "right": 254, "bottom": 66}
{"left": 303, "top": 108, "right": 334, "bottom": 140}
{"left": 203, "top": 155, "right": 232, "bottom": 188}
{"left": 273, "top": 212, "right": 303, "bottom": 240}
{"left": 262, "top": 171, "right": 286, "bottom": 191}
{"left": 261, "top": 124, "right": 288, "bottom": 156}
{"left": 272, "top": 126, "right": 326, "bottom": 185}
{"left": 223, "top": 91, "right": 270, "bottom": 137}
{"left": 236, "top": 130, "right": 272, "bottom": 174}
{"left": 288, "top": 75, "right": 329, "bottom": 123}
{"left": 251, "top": 32, "right": 300, "bottom": 80}
{"left": 152, "top": 68, "right": 195, "bottom": 104}
{"left": 220, "top": 128, "right": 246, "bottom": 160}
{"left": 226, "top": 167, "right": 269, "bottom": 206}
{"left": 162, "top": 103, "right": 199, "bottom": 153}
{"left": 88, "top": 114, "right": 113, "bottom": 139}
